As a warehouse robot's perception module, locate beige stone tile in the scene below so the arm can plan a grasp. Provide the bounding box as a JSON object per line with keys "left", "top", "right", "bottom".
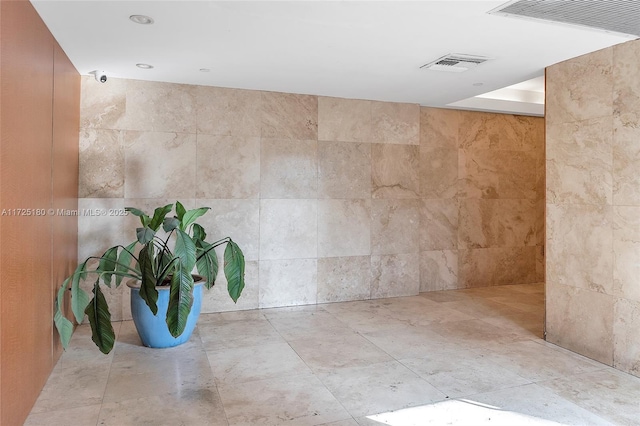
{"left": 376, "top": 296, "right": 474, "bottom": 326}
{"left": 79, "top": 128, "right": 124, "bottom": 198}
{"left": 469, "top": 383, "right": 613, "bottom": 425}
{"left": 259, "top": 199, "right": 317, "bottom": 260}
{"left": 29, "top": 363, "right": 110, "bottom": 413}
{"left": 25, "top": 404, "right": 101, "bottom": 426}
{"left": 371, "top": 253, "right": 420, "bottom": 298}
{"left": 77, "top": 198, "right": 126, "bottom": 261}
{"left": 320, "top": 420, "right": 359, "bottom": 426}
{"left": 481, "top": 310, "right": 544, "bottom": 339}
{"left": 206, "top": 342, "right": 311, "bottom": 385}
{"left": 317, "top": 256, "right": 371, "bottom": 303}
{"left": 260, "top": 138, "right": 317, "bottom": 199}
{"left": 420, "top": 250, "right": 458, "bottom": 292}
{"left": 458, "top": 199, "right": 537, "bottom": 249}
{"left": 371, "top": 101, "right": 419, "bottom": 145}
{"left": 261, "top": 92, "right": 318, "bottom": 140}
{"left": 546, "top": 47, "right": 613, "bottom": 125}
{"left": 371, "top": 199, "right": 420, "bottom": 255}
{"left": 613, "top": 298, "right": 640, "bottom": 376}
{"left": 265, "top": 308, "right": 341, "bottom": 333}
{"left": 400, "top": 351, "right": 531, "bottom": 398}
{"left": 54, "top": 324, "right": 116, "bottom": 370}
{"left": 546, "top": 118, "right": 613, "bottom": 205}
{"left": 103, "top": 346, "right": 215, "bottom": 402}
{"left": 122, "top": 80, "right": 197, "bottom": 133}
{"left": 459, "top": 111, "right": 540, "bottom": 151}
{"left": 318, "top": 361, "right": 445, "bottom": 417}
{"left": 459, "top": 149, "right": 537, "bottom": 200}
{"left": 420, "top": 199, "right": 458, "bottom": 251}
{"left": 80, "top": 75, "right": 127, "bottom": 129}
{"left": 614, "top": 40, "right": 640, "bottom": 109}
{"left": 318, "top": 96, "right": 372, "bottom": 142}
{"left": 546, "top": 283, "right": 615, "bottom": 365}
{"left": 98, "top": 388, "right": 228, "bottom": 426}
{"left": 318, "top": 141, "right": 371, "bottom": 199}
{"left": 218, "top": 373, "right": 349, "bottom": 425}
{"left": 547, "top": 203, "right": 613, "bottom": 294}
{"left": 458, "top": 247, "right": 537, "bottom": 288}
{"left": 321, "top": 300, "right": 411, "bottom": 334}
{"left": 613, "top": 206, "right": 640, "bottom": 303}
{"left": 613, "top": 114, "right": 640, "bottom": 205}
{"left": 440, "top": 296, "right": 525, "bottom": 320}
{"left": 371, "top": 144, "right": 419, "bottom": 199}
{"left": 196, "top": 135, "right": 260, "bottom": 199}
{"left": 198, "top": 317, "right": 284, "bottom": 351}
{"left": 123, "top": 131, "right": 196, "bottom": 199}
{"left": 427, "top": 319, "right": 529, "bottom": 351}
{"left": 195, "top": 199, "right": 260, "bottom": 261}
{"left": 318, "top": 199, "right": 370, "bottom": 257}
{"left": 289, "top": 332, "right": 393, "bottom": 373}
{"left": 420, "top": 107, "right": 458, "bottom": 150}
{"left": 200, "top": 260, "right": 259, "bottom": 313}
{"left": 539, "top": 368, "right": 640, "bottom": 425}
{"left": 477, "top": 339, "right": 605, "bottom": 383}
{"left": 259, "top": 258, "right": 317, "bottom": 308}
{"left": 195, "top": 85, "right": 261, "bottom": 137}
{"left": 419, "top": 147, "right": 458, "bottom": 199}
{"left": 362, "top": 325, "right": 466, "bottom": 359}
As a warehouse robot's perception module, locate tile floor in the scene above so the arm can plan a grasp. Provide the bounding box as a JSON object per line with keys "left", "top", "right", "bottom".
{"left": 26, "top": 283, "right": 640, "bottom": 425}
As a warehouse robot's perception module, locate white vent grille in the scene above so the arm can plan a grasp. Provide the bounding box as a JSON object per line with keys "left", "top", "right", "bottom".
{"left": 420, "top": 54, "right": 492, "bottom": 73}
{"left": 490, "top": 0, "right": 640, "bottom": 37}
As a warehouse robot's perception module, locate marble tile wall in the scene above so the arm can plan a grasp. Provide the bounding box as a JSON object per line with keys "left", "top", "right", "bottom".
{"left": 546, "top": 38, "right": 640, "bottom": 378}
{"left": 420, "top": 108, "right": 544, "bottom": 292}
{"left": 78, "top": 77, "right": 543, "bottom": 321}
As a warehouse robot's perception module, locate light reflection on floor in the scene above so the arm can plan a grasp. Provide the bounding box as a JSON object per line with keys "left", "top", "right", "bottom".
{"left": 367, "top": 399, "right": 563, "bottom": 426}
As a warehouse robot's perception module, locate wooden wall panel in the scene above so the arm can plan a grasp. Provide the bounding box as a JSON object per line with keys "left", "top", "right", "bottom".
{"left": 0, "top": 1, "right": 79, "bottom": 424}
{"left": 51, "top": 42, "right": 80, "bottom": 357}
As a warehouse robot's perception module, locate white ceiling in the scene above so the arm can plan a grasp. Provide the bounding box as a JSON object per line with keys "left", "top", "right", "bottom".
{"left": 31, "top": 1, "right": 636, "bottom": 116}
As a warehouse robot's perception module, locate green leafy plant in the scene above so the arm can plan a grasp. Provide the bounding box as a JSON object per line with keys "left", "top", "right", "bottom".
{"left": 54, "top": 201, "right": 245, "bottom": 354}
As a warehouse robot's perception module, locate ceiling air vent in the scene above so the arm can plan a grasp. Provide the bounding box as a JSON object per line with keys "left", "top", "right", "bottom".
{"left": 420, "top": 54, "right": 492, "bottom": 73}
{"left": 489, "top": 0, "right": 640, "bottom": 37}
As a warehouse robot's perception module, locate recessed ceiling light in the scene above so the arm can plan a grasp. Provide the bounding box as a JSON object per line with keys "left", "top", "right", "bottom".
{"left": 199, "top": 68, "right": 211, "bottom": 72}
{"left": 136, "top": 63, "right": 154, "bottom": 69}
{"left": 129, "top": 15, "right": 154, "bottom": 25}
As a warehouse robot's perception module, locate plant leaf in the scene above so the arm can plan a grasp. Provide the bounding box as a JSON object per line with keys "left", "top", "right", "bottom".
{"left": 54, "top": 281, "right": 73, "bottom": 349}
{"left": 136, "top": 226, "right": 155, "bottom": 245}
{"left": 196, "top": 241, "right": 218, "bottom": 289}
{"left": 180, "top": 207, "right": 210, "bottom": 231}
{"left": 163, "top": 216, "right": 180, "bottom": 233}
{"left": 192, "top": 223, "right": 207, "bottom": 241}
{"left": 71, "top": 264, "right": 91, "bottom": 324}
{"left": 115, "top": 241, "right": 138, "bottom": 287}
{"left": 175, "top": 229, "right": 197, "bottom": 271}
{"left": 126, "top": 207, "right": 151, "bottom": 227}
{"left": 149, "top": 203, "right": 174, "bottom": 231}
{"left": 98, "top": 246, "right": 118, "bottom": 287}
{"left": 85, "top": 282, "right": 115, "bottom": 354}
{"left": 138, "top": 243, "right": 158, "bottom": 315}
{"left": 224, "top": 240, "right": 245, "bottom": 303}
{"left": 176, "top": 201, "right": 186, "bottom": 221}
{"left": 166, "top": 266, "right": 194, "bottom": 338}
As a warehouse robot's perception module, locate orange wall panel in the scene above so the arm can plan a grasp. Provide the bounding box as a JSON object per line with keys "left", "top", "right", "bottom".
{"left": 0, "top": 2, "right": 79, "bottom": 424}
{"left": 51, "top": 41, "right": 80, "bottom": 357}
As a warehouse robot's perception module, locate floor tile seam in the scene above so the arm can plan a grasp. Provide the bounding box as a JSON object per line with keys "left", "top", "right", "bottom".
{"left": 309, "top": 360, "right": 421, "bottom": 420}
{"left": 425, "top": 379, "right": 537, "bottom": 401}
{"left": 395, "top": 352, "right": 535, "bottom": 388}
{"left": 528, "top": 339, "right": 615, "bottom": 368}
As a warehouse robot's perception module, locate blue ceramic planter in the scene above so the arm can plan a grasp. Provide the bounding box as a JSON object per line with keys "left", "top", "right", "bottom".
{"left": 127, "top": 277, "right": 204, "bottom": 348}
